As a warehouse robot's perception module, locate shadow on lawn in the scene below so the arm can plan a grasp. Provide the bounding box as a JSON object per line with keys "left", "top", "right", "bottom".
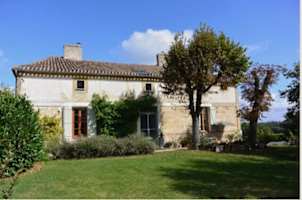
{"left": 160, "top": 152, "right": 299, "bottom": 198}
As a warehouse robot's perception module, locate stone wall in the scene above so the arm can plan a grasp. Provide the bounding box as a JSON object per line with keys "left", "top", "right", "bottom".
{"left": 207, "top": 103, "right": 240, "bottom": 141}
{"left": 36, "top": 106, "right": 62, "bottom": 118}
{"left": 160, "top": 103, "right": 240, "bottom": 143}
{"left": 160, "top": 106, "right": 191, "bottom": 142}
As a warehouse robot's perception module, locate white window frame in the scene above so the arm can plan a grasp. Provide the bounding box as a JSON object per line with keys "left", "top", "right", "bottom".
{"left": 140, "top": 112, "right": 157, "bottom": 137}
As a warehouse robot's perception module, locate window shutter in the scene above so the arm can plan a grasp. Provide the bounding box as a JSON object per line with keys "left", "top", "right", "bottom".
{"left": 210, "top": 106, "right": 216, "bottom": 125}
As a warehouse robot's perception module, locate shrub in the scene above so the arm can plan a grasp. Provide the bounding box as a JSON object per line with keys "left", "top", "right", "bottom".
{"left": 226, "top": 131, "right": 242, "bottom": 143}
{"left": 0, "top": 90, "right": 43, "bottom": 176}
{"left": 119, "top": 135, "right": 155, "bottom": 155}
{"left": 257, "top": 126, "right": 282, "bottom": 143}
{"left": 49, "top": 135, "right": 155, "bottom": 159}
{"left": 39, "top": 115, "right": 63, "bottom": 150}
{"left": 179, "top": 131, "right": 192, "bottom": 148}
{"left": 199, "top": 136, "right": 217, "bottom": 150}
{"left": 163, "top": 141, "right": 179, "bottom": 149}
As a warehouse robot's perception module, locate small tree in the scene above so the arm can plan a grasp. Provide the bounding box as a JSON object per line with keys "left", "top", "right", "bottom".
{"left": 161, "top": 24, "right": 250, "bottom": 149}
{"left": 280, "top": 63, "right": 299, "bottom": 137}
{"left": 240, "top": 65, "right": 280, "bottom": 149}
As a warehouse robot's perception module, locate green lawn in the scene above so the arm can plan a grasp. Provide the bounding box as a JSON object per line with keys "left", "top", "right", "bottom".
{"left": 4, "top": 147, "right": 300, "bottom": 198}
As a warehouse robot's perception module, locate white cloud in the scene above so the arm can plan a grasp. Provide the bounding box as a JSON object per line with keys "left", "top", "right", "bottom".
{"left": 121, "top": 29, "right": 193, "bottom": 64}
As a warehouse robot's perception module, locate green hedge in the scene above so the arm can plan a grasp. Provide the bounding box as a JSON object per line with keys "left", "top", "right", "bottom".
{"left": 49, "top": 135, "right": 155, "bottom": 159}
{"left": 0, "top": 90, "right": 43, "bottom": 177}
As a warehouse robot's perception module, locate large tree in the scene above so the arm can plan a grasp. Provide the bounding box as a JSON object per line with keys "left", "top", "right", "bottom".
{"left": 161, "top": 25, "right": 250, "bottom": 149}
{"left": 280, "top": 63, "right": 299, "bottom": 136}
{"left": 240, "top": 65, "right": 280, "bottom": 149}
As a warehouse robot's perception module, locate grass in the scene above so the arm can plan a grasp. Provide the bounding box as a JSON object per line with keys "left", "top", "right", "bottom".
{"left": 2, "top": 147, "right": 299, "bottom": 199}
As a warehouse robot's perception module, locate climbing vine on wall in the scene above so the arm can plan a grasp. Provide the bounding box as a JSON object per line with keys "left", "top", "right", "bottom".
{"left": 91, "top": 92, "right": 157, "bottom": 137}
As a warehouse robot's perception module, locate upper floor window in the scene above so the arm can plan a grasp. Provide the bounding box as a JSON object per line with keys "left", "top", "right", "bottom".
{"left": 76, "top": 80, "right": 85, "bottom": 91}
{"left": 145, "top": 83, "right": 152, "bottom": 92}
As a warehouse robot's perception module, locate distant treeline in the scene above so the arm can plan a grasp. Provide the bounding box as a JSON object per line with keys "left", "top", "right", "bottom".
{"left": 241, "top": 121, "right": 292, "bottom": 143}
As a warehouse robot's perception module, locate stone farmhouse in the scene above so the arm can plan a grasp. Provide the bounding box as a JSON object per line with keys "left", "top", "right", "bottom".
{"left": 12, "top": 44, "right": 241, "bottom": 143}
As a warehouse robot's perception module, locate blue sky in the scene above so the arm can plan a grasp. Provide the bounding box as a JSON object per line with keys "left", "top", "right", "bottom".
{"left": 0, "top": 0, "right": 299, "bottom": 121}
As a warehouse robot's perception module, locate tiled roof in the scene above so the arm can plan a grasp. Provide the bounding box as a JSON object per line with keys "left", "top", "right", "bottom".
{"left": 12, "top": 56, "right": 161, "bottom": 78}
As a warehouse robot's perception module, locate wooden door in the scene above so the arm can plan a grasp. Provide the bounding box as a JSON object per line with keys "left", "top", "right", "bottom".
{"left": 72, "top": 108, "right": 87, "bottom": 138}
{"left": 200, "top": 107, "right": 211, "bottom": 133}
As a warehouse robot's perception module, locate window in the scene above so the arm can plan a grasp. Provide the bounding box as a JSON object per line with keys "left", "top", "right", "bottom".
{"left": 140, "top": 112, "right": 157, "bottom": 139}
{"left": 76, "top": 80, "right": 85, "bottom": 91}
{"left": 73, "top": 108, "right": 87, "bottom": 137}
{"left": 145, "top": 83, "right": 152, "bottom": 92}
{"left": 200, "top": 107, "right": 211, "bottom": 133}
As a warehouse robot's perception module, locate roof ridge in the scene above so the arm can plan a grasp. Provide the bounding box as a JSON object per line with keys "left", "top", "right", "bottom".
{"left": 12, "top": 56, "right": 161, "bottom": 79}
{"left": 15, "top": 56, "right": 158, "bottom": 68}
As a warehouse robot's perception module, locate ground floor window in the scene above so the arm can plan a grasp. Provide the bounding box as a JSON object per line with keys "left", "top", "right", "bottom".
{"left": 140, "top": 112, "right": 157, "bottom": 139}
{"left": 73, "top": 107, "right": 87, "bottom": 138}
{"left": 200, "top": 107, "right": 211, "bottom": 133}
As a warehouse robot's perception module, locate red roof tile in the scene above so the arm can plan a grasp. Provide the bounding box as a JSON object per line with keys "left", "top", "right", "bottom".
{"left": 13, "top": 56, "right": 161, "bottom": 78}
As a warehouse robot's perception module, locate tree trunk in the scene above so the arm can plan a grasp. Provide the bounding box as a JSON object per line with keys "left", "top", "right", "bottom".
{"left": 192, "top": 113, "right": 200, "bottom": 150}
{"left": 248, "top": 120, "right": 258, "bottom": 150}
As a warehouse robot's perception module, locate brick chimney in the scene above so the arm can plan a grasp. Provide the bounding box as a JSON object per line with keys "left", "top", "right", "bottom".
{"left": 64, "top": 43, "right": 82, "bottom": 60}
{"left": 156, "top": 52, "right": 166, "bottom": 67}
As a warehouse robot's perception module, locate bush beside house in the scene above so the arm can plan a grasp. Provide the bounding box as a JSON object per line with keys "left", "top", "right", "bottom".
{"left": 39, "top": 115, "right": 63, "bottom": 152}
{"left": 0, "top": 90, "right": 43, "bottom": 177}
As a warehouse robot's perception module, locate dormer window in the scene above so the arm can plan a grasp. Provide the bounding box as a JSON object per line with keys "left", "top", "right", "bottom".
{"left": 146, "top": 83, "right": 152, "bottom": 92}
{"left": 76, "top": 80, "right": 85, "bottom": 91}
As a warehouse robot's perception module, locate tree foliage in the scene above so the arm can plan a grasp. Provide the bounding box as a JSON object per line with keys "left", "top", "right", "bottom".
{"left": 240, "top": 65, "right": 281, "bottom": 148}
{"left": 161, "top": 24, "right": 250, "bottom": 149}
{"left": 280, "top": 63, "right": 299, "bottom": 135}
